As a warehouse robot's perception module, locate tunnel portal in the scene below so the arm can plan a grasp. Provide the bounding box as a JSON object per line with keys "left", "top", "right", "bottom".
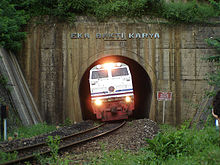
{"left": 79, "top": 55, "right": 152, "bottom": 120}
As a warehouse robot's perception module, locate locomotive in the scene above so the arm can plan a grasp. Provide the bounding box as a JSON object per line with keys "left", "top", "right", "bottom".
{"left": 89, "top": 62, "right": 134, "bottom": 121}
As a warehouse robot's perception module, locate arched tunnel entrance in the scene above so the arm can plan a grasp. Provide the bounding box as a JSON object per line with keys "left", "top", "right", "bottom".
{"left": 79, "top": 55, "right": 152, "bottom": 120}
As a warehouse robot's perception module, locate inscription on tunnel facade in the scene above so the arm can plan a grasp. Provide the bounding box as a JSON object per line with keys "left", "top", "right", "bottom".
{"left": 70, "top": 32, "right": 160, "bottom": 39}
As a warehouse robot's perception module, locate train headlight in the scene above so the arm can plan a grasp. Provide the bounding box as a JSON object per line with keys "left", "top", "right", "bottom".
{"left": 125, "top": 96, "right": 131, "bottom": 103}
{"left": 95, "top": 99, "right": 102, "bottom": 106}
{"left": 116, "top": 63, "right": 122, "bottom": 67}
{"left": 103, "top": 63, "right": 114, "bottom": 70}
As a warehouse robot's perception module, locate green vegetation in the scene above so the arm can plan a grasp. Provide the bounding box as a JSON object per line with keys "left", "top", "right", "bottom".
{"left": 7, "top": 122, "right": 56, "bottom": 140}
{"left": 35, "top": 135, "right": 71, "bottom": 165}
{"left": 11, "top": 0, "right": 220, "bottom": 23}
{"left": 0, "top": 72, "right": 23, "bottom": 135}
{"left": 1, "top": 0, "right": 220, "bottom": 51}
{"left": 46, "top": 136, "right": 61, "bottom": 162}
{"left": 0, "top": 0, "right": 27, "bottom": 51}
{"left": 0, "top": 124, "right": 57, "bottom": 164}
{"left": 205, "top": 38, "right": 220, "bottom": 93}
{"left": 0, "top": 135, "right": 71, "bottom": 164}
{"left": 161, "top": 0, "right": 217, "bottom": 23}
{"left": 0, "top": 73, "right": 9, "bottom": 88}
{"left": 0, "top": 121, "right": 219, "bottom": 164}
{"left": 60, "top": 118, "right": 72, "bottom": 127}
{"left": 91, "top": 124, "right": 220, "bottom": 165}
{"left": 0, "top": 150, "right": 17, "bottom": 164}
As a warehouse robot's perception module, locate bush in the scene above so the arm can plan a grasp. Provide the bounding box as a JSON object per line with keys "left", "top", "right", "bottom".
{"left": 161, "top": 1, "right": 216, "bottom": 23}
{"left": 145, "top": 125, "right": 220, "bottom": 163}
{"left": 166, "top": 145, "right": 220, "bottom": 165}
{"left": 91, "top": 124, "right": 220, "bottom": 165}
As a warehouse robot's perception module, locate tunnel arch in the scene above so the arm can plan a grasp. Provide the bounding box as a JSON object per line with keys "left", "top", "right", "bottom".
{"left": 79, "top": 55, "right": 153, "bottom": 120}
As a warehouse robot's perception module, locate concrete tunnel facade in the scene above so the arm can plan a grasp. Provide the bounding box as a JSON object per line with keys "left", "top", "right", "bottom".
{"left": 17, "top": 16, "right": 220, "bottom": 125}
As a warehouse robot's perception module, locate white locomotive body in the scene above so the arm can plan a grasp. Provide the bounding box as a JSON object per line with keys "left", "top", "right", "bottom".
{"left": 89, "top": 62, "right": 134, "bottom": 121}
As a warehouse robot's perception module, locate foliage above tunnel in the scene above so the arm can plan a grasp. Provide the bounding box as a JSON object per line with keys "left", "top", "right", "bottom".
{"left": 205, "top": 38, "right": 220, "bottom": 89}
{"left": 0, "top": 0, "right": 220, "bottom": 51}
{"left": 9, "top": 0, "right": 220, "bottom": 22}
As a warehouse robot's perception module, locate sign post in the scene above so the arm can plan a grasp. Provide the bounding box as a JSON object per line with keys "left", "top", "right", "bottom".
{"left": 157, "top": 91, "right": 172, "bottom": 124}
{"left": 162, "top": 101, "right": 165, "bottom": 123}
{"left": 0, "top": 107, "right": 3, "bottom": 141}
{"left": 1, "top": 105, "right": 8, "bottom": 140}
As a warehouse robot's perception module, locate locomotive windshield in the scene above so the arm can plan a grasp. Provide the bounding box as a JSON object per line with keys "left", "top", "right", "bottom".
{"left": 91, "top": 69, "right": 108, "bottom": 79}
{"left": 112, "top": 67, "right": 129, "bottom": 77}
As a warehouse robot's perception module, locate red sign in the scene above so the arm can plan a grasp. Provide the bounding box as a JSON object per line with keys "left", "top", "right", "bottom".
{"left": 157, "top": 91, "right": 172, "bottom": 101}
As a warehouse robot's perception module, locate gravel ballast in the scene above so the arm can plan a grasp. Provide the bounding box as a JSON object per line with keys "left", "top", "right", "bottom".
{"left": 0, "top": 118, "right": 158, "bottom": 164}
{"left": 63, "top": 118, "right": 159, "bottom": 164}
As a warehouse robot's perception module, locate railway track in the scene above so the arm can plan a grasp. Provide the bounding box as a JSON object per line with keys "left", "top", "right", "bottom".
{"left": 1, "top": 121, "right": 126, "bottom": 165}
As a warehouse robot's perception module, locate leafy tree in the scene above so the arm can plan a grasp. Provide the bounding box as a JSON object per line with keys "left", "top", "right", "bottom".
{"left": 0, "top": 0, "right": 27, "bottom": 51}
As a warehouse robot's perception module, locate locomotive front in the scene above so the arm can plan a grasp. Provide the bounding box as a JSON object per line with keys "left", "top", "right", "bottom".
{"left": 89, "top": 62, "right": 134, "bottom": 121}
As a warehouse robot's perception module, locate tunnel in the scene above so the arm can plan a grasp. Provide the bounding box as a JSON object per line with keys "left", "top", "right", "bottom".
{"left": 79, "top": 55, "right": 152, "bottom": 120}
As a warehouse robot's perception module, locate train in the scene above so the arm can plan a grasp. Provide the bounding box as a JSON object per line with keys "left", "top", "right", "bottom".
{"left": 89, "top": 62, "right": 134, "bottom": 121}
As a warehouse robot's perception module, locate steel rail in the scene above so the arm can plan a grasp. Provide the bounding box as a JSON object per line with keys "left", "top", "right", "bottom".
{"left": 59, "top": 121, "right": 126, "bottom": 149}
{"left": 1, "top": 121, "right": 125, "bottom": 165}
{"left": 5, "top": 123, "right": 105, "bottom": 153}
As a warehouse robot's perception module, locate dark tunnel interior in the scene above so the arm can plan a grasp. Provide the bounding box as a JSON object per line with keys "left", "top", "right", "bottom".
{"left": 79, "top": 55, "right": 152, "bottom": 120}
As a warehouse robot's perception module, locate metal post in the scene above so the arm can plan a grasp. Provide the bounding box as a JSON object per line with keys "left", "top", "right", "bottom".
{"left": 4, "top": 118, "right": 7, "bottom": 140}
{"left": 1, "top": 104, "right": 3, "bottom": 140}
{"left": 163, "top": 101, "right": 166, "bottom": 124}
{"left": 1, "top": 105, "right": 8, "bottom": 140}
{"left": 1, "top": 111, "right": 3, "bottom": 140}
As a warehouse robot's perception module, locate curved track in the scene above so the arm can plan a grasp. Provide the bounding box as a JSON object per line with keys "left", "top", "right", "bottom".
{"left": 1, "top": 121, "right": 126, "bottom": 165}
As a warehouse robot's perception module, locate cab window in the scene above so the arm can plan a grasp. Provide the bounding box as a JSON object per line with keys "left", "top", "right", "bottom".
{"left": 91, "top": 70, "right": 108, "bottom": 79}
{"left": 112, "top": 68, "right": 129, "bottom": 77}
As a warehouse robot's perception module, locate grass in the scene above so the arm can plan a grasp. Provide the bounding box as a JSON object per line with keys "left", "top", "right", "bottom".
{"left": 4, "top": 122, "right": 56, "bottom": 140}
{"left": 90, "top": 124, "right": 220, "bottom": 165}
{"left": 0, "top": 122, "right": 56, "bottom": 164}
{"left": 1, "top": 120, "right": 220, "bottom": 164}
{"left": 0, "top": 150, "right": 18, "bottom": 164}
